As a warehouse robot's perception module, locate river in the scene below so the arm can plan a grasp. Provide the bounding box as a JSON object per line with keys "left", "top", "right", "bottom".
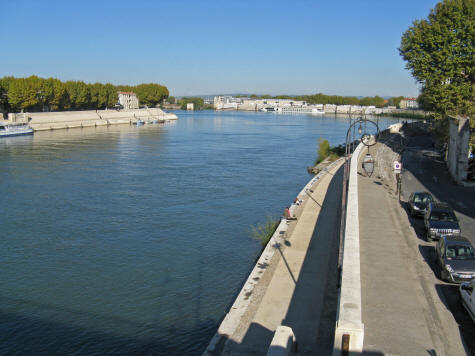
{"left": 0, "top": 111, "right": 406, "bottom": 355}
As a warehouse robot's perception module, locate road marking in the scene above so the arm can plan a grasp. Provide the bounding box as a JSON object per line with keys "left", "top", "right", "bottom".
{"left": 433, "top": 176, "right": 438, "bottom": 183}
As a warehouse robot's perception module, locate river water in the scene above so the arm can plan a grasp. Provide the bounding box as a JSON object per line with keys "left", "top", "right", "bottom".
{"left": 0, "top": 111, "right": 404, "bottom": 355}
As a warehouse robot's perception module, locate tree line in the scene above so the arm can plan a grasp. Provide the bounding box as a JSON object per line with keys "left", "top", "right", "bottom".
{"left": 0, "top": 76, "right": 169, "bottom": 112}
{"left": 176, "top": 97, "right": 214, "bottom": 110}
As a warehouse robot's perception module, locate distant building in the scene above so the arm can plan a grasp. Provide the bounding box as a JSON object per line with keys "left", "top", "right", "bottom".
{"left": 213, "top": 96, "right": 241, "bottom": 110}
{"left": 118, "top": 92, "right": 139, "bottom": 110}
{"left": 187, "top": 103, "right": 194, "bottom": 111}
{"left": 399, "top": 98, "right": 419, "bottom": 109}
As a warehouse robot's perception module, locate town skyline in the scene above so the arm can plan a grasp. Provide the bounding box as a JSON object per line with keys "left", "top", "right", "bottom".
{"left": 0, "top": 0, "right": 440, "bottom": 97}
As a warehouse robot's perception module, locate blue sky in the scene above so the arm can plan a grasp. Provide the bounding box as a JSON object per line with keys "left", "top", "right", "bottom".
{"left": 0, "top": 0, "right": 439, "bottom": 97}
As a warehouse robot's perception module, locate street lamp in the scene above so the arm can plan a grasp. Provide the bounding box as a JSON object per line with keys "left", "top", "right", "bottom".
{"left": 337, "top": 115, "right": 379, "bottom": 288}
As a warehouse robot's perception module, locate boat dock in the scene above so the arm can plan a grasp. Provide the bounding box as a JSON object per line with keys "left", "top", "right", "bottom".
{"left": 7, "top": 108, "right": 177, "bottom": 131}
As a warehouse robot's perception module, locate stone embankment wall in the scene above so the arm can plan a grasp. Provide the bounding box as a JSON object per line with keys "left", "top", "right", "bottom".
{"left": 203, "top": 159, "right": 344, "bottom": 356}
{"left": 9, "top": 108, "right": 177, "bottom": 131}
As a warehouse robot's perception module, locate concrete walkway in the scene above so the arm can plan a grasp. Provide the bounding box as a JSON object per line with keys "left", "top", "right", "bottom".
{"left": 358, "top": 142, "right": 467, "bottom": 356}
{"left": 220, "top": 161, "right": 344, "bottom": 355}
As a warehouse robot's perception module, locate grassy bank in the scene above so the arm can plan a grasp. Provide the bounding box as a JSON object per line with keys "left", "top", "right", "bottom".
{"left": 377, "top": 111, "right": 430, "bottom": 120}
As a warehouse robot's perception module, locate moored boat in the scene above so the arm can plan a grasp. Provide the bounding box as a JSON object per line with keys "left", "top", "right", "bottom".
{"left": 0, "top": 121, "right": 34, "bottom": 137}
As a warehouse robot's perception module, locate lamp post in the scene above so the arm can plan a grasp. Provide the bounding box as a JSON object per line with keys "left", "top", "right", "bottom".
{"left": 337, "top": 115, "right": 379, "bottom": 288}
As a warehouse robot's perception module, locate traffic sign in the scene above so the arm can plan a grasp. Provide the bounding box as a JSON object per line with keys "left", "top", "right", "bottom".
{"left": 394, "top": 161, "right": 402, "bottom": 172}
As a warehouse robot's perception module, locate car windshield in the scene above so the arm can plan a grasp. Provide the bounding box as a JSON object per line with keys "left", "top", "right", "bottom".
{"left": 429, "top": 211, "right": 457, "bottom": 222}
{"left": 414, "top": 194, "right": 432, "bottom": 204}
{"left": 446, "top": 245, "right": 475, "bottom": 260}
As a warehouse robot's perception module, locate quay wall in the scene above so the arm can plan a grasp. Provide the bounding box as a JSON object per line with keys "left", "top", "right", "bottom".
{"left": 232, "top": 104, "right": 418, "bottom": 115}
{"left": 203, "top": 158, "right": 344, "bottom": 356}
{"left": 9, "top": 108, "right": 177, "bottom": 131}
{"left": 333, "top": 143, "right": 364, "bottom": 355}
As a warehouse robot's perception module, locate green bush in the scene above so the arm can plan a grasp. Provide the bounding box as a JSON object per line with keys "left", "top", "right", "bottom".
{"left": 251, "top": 217, "right": 279, "bottom": 246}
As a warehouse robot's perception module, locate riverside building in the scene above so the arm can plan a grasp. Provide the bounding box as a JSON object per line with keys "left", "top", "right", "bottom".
{"left": 118, "top": 92, "right": 139, "bottom": 110}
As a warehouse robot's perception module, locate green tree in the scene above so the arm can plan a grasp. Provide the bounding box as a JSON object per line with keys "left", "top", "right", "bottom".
{"left": 0, "top": 77, "right": 14, "bottom": 113}
{"left": 179, "top": 97, "right": 204, "bottom": 110}
{"left": 167, "top": 96, "right": 176, "bottom": 104}
{"left": 104, "top": 83, "right": 118, "bottom": 108}
{"left": 65, "top": 80, "right": 90, "bottom": 110}
{"left": 134, "top": 83, "right": 169, "bottom": 107}
{"left": 399, "top": 0, "right": 474, "bottom": 119}
{"left": 8, "top": 76, "right": 42, "bottom": 111}
{"left": 40, "top": 78, "right": 68, "bottom": 111}
{"left": 388, "top": 96, "right": 405, "bottom": 107}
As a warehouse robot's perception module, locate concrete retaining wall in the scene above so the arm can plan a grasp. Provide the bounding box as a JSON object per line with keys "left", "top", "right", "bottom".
{"left": 266, "top": 326, "right": 296, "bottom": 356}
{"left": 447, "top": 116, "right": 471, "bottom": 184}
{"left": 203, "top": 158, "right": 344, "bottom": 356}
{"left": 17, "top": 108, "right": 177, "bottom": 131}
{"left": 333, "top": 143, "right": 364, "bottom": 355}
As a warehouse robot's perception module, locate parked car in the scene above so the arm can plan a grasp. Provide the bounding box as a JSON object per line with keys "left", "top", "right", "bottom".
{"left": 460, "top": 279, "right": 475, "bottom": 323}
{"left": 435, "top": 235, "right": 475, "bottom": 283}
{"left": 424, "top": 202, "right": 460, "bottom": 241}
{"left": 408, "top": 191, "right": 433, "bottom": 217}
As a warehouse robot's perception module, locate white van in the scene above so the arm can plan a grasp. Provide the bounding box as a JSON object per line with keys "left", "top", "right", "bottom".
{"left": 460, "top": 279, "right": 475, "bottom": 323}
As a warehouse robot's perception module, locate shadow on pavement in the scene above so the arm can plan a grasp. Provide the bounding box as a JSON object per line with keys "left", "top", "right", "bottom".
{"left": 399, "top": 200, "right": 428, "bottom": 242}
{"left": 418, "top": 245, "right": 439, "bottom": 277}
{"left": 399, "top": 129, "right": 475, "bottom": 221}
{"left": 222, "top": 166, "right": 345, "bottom": 355}
{"left": 434, "top": 283, "right": 475, "bottom": 355}
{"left": 281, "top": 166, "right": 343, "bottom": 356}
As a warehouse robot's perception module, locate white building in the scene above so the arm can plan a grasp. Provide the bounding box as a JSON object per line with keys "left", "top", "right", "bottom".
{"left": 213, "top": 96, "right": 241, "bottom": 110}
{"left": 399, "top": 98, "right": 419, "bottom": 109}
{"left": 118, "top": 92, "right": 139, "bottom": 110}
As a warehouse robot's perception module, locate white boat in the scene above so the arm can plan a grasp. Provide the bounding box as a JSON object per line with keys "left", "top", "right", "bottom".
{"left": 0, "top": 121, "right": 34, "bottom": 137}
{"left": 260, "top": 107, "right": 277, "bottom": 112}
{"left": 278, "top": 106, "right": 325, "bottom": 115}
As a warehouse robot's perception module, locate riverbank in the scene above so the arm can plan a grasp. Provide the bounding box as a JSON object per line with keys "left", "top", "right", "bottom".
{"left": 8, "top": 108, "right": 178, "bottom": 131}
{"left": 376, "top": 111, "right": 430, "bottom": 120}
{"left": 204, "top": 159, "right": 344, "bottom": 355}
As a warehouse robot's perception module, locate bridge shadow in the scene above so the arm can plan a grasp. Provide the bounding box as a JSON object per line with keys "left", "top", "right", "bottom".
{"left": 0, "top": 295, "right": 217, "bottom": 355}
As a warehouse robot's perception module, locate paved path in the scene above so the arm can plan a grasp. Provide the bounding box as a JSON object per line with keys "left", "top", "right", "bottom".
{"left": 221, "top": 161, "right": 344, "bottom": 355}
{"left": 358, "top": 141, "right": 468, "bottom": 356}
